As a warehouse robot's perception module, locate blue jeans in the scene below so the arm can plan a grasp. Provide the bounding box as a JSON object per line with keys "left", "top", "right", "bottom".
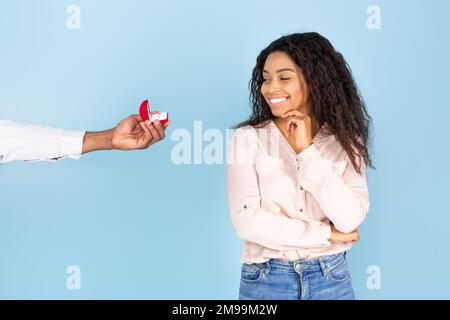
{"left": 239, "top": 252, "right": 355, "bottom": 300}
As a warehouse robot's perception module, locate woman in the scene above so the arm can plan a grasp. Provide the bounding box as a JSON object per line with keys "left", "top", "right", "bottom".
{"left": 227, "top": 32, "right": 373, "bottom": 300}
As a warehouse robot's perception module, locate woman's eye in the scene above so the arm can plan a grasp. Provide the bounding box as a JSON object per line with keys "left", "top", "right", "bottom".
{"left": 281, "top": 77, "right": 291, "bottom": 81}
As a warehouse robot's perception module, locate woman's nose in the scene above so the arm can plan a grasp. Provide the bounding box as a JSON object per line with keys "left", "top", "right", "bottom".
{"left": 267, "top": 82, "right": 281, "bottom": 92}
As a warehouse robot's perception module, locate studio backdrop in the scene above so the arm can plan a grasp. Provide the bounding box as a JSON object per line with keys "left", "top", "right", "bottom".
{"left": 1, "top": 0, "right": 449, "bottom": 299}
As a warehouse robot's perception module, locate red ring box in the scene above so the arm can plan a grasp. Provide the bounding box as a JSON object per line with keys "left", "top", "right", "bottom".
{"left": 139, "top": 99, "right": 169, "bottom": 125}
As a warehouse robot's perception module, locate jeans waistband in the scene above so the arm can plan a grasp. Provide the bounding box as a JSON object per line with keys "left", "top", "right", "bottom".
{"left": 261, "top": 252, "right": 347, "bottom": 273}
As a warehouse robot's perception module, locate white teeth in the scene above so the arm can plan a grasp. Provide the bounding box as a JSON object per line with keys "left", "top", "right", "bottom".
{"left": 270, "top": 97, "right": 288, "bottom": 104}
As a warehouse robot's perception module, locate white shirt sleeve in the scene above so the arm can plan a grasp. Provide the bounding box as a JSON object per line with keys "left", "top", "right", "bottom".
{"left": 298, "top": 143, "right": 370, "bottom": 233}
{"left": 0, "top": 119, "right": 85, "bottom": 163}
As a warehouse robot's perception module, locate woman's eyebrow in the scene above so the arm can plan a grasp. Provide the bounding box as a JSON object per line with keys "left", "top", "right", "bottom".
{"left": 263, "top": 68, "right": 296, "bottom": 74}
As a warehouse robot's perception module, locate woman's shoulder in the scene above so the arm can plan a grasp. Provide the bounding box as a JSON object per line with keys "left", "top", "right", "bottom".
{"left": 232, "top": 120, "right": 271, "bottom": 136}
{"left": 231, "top": 124, "right": 262, "bottom": 139}
{"left": 229, "top": 123, "right": 272, "bottom": 152}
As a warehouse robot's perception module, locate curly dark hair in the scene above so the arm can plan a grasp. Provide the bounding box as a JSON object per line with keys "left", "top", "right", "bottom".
{"left": 237, "top": 32, "right": 374, "bottom": 174}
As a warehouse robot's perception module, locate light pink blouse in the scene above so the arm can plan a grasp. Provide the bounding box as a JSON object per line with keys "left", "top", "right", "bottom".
{"left": 227, "top": 120, "right": 370, "bottom": 263}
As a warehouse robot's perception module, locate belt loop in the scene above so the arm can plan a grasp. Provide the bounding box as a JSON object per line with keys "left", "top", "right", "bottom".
{"left": 318, "top": 257, "right": 328, "bottom": 278}
{"left": 264, "top": 260, "right": 271, "bottom": 275}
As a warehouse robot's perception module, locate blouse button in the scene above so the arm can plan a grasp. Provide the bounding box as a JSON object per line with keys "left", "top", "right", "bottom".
{"left": 299, "top": 208, "right": 303, "bottom": 213}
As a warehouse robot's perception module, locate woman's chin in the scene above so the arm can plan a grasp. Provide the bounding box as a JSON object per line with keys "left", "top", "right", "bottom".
{"left": 270, "top": 108, "right": 288, "bottom": 117}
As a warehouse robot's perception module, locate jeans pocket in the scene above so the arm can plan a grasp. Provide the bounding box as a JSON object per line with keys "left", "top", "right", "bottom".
{"left": 325, "top": 256, "right": 351, "bottom": 282}
{"left": 240, "top": 263, "right": 266, "bottom": 284}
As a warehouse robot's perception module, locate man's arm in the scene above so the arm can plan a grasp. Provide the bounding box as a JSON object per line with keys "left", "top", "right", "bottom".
{"left": 0, "top": 113, "right": 169, "bottom": 163}
{"left": 82, "top": 113, "right": 168, "bottom": 153}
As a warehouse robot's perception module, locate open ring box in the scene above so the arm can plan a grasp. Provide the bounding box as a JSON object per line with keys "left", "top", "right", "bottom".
{"left": 139, "top": 99, "right": 169, "bottom": 125}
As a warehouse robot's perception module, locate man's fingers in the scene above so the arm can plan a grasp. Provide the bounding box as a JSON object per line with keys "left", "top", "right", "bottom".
{"left": 131, "top": 114, "right": 142, "bottom": 122}
{"left": 145, "top": 121, "right": 162, "bottom": 141}
{"left": 139, "top": 121, "right": 153, "bottom": 145}
{"left": 146, "top": 111, "right": 167, "bottom": 140}
{"left": 153, "top": 120, "right": 165, "bottom": 140}
{"left": 148, "top": 111, "right": 167, "bottom": 139}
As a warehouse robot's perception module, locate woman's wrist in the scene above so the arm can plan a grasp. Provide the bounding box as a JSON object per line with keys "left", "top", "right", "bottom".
{"left": 330, "top": 224, "right": 359, "bottom": 244}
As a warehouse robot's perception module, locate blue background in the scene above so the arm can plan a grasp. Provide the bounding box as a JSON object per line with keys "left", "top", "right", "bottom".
{"left": 1, "top": 0, "right": 449, "bottom": 299}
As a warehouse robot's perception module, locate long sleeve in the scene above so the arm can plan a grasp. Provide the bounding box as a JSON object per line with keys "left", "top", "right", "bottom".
{"left": 298, "top": 143, "right": 370, "bottom": 233}
{"left": 0, "top": 119, "right": 85, "bottom": 164}
{"left": 227, "top": 127, "right": 331, "bottom": 251}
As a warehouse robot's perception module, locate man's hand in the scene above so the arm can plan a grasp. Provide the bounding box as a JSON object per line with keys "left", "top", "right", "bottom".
{"left": 82, "top": 113, "right": 170, "bottom": 154}
{"left": 112, "top": 113, "right": 169, "bottom": 150}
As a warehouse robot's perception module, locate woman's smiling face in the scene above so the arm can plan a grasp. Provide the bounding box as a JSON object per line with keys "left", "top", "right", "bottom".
{"left": 261, "top": 51, "right": 310, "bottom": 117}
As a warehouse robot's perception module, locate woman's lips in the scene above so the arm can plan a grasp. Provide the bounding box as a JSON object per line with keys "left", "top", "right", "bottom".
{"left": 268, "top": 97, "right": 290, "bottom": 107}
